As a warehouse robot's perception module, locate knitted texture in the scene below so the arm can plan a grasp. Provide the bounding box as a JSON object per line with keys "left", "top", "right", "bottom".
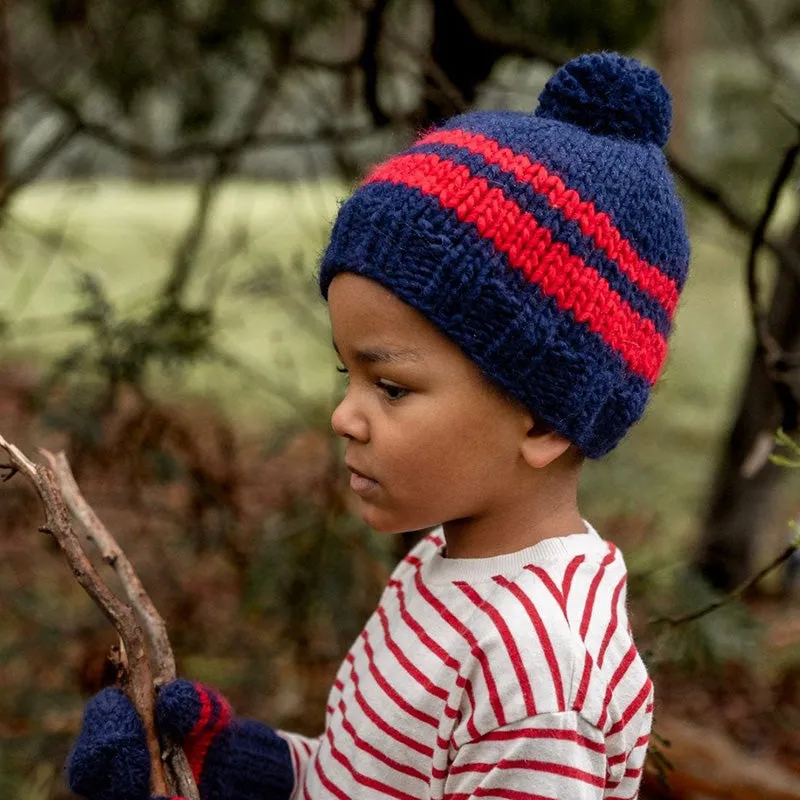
{"left": 156, "top": 680, "right": 295, "bottom": 800}
{"left": 66, "top": 682, "right": 294, "bottom": 800}
{"left": 319, "top": 52, "right": 690, "bottom": 457}
{"left": 66, "top": 688, "right": 152, "bottom": 800}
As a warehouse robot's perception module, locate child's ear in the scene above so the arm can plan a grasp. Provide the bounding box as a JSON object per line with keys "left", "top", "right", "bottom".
{"left": 520, "top": 421, "right": 573, "bottom": 469}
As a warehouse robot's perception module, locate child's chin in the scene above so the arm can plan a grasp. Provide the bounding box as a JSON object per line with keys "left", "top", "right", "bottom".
{"left": 357, "top": 505, "right": 431, "bottom": 535}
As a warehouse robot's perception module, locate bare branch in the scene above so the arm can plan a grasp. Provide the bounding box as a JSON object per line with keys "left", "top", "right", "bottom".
{"left": 667, "top": 151, "right": 800, "bottom": 278}
{"left": 15, "top": 68, "right": 389, "bottom": 166}
{"left": 746, "top": 138, "right": 800, "bottom": 364}
{"left": 0, "top": 462, "right": 18, "bottom": 481}
{"left": 42, "top": 451, "right": 175, "bottom": 682}
{"left": 160, "top": 61, "right": 285, "bottom": 305}
{"left": 452, "top": 0, "right": 569, "bottom": 68}
{"left": 726, "top": 0, "right": 794, "bottom": 83}
{"left": 0, "top": 433, "right": 168, "bottom": 797}
{"left": 651, "top": 542, "right": 797, "bottom": 627}
{"left": 0, "top": 122, "right": 81, "bottom": 214}
{"left": 41, "top": 450, "right": 199, "bottom": 799}
{"left": 360, "top": 0, "right": 392, "bottom": 127}
{"left": 163, "top": 155, "right": 228, "bottom": 305}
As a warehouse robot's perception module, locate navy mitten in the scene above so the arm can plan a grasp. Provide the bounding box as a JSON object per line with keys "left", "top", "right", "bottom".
{"left": 66, "top": 682, "right": 295, "bottom": 800}
{"left": 66, "top": 687, "right": 155, "bottom": 800}
{"left": 156, "top": 679, "right": 295, "bottom": 800}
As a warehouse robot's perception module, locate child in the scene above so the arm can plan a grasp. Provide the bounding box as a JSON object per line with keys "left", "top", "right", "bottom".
{"left": 66, "top": 51, "right": 689, "bottom": 800}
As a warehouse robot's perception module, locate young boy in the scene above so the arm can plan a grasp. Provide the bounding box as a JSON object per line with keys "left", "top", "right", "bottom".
{"left": 66, "top": 51, "right": 689, "bottom": 800}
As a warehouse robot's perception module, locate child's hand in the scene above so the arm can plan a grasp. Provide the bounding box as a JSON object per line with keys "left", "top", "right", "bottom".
{"left": 66, "top": 687, "right": 157, "bottom": 800}
{"left": 156, "top": 679, "right": 295, "bottom": 800}
{"left": 67, "top": 681, "right": 295, "bottom": 800}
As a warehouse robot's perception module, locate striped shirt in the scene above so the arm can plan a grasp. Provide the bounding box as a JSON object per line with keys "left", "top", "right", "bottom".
{"left": 281, "top": 524, "right": 652, "bottom": 799}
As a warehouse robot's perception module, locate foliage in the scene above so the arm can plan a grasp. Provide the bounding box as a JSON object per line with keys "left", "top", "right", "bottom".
{"left": 648, "top": 567, "right": 763, "bottom": 673}
{"left": 4, "top": 0, "right": 800, "bottom": 795}
{"left": 771, "top": 427, "right": 800, "bottom": 470}
{"left": 34, "top": 0, "right": 343, "bottom": 131}
{"left": 477, "top": 0, "right": 663, "bottom": 51}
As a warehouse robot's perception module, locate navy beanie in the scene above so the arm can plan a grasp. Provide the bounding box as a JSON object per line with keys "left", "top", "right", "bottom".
{"left": 319, "top": 52, "right": 690, "bottom": 458}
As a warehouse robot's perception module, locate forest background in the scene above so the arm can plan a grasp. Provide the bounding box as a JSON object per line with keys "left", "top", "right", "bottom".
{"left": 3, "top": 0, "right": 800, "bottom": 797}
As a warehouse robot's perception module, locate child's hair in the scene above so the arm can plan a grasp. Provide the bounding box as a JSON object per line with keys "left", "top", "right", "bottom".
{"left": 319, "top": 52, "right": 690, "bottom": 458}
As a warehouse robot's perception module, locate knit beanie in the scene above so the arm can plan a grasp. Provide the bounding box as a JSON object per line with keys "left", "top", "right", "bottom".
{"left": 319, "top": 52, "right": 690, "bottom": 458}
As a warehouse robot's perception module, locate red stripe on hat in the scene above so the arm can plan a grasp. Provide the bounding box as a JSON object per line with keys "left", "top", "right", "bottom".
{"left": 365, "top": 153, "right": 666, "bottom": 384}
{"left": 418, "top": 128, "right": 680, "bottom": 318}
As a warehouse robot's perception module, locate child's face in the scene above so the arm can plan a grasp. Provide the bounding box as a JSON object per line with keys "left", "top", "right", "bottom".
{"left": 328, "top": 273, "right": 539, "bottom": 535}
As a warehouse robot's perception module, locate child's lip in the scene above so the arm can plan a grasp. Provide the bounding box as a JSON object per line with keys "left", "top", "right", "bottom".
{"left": 349, "top": 471, "right": 379, "bottom": 494}
{"left": 345, "top": 461, "right": 377, "bottom": 483}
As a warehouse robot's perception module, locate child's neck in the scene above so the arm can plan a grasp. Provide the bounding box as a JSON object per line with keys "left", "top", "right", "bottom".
{"left": 441, "top": 483, "right": 584, "bottom": 560}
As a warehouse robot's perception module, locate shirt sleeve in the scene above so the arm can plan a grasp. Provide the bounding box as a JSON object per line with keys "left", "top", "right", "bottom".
{"left": 443, "top": 711, "right": 607, "bottom": 799}
{"left": 277, "top": 731, "right": 322, "bottom": 800}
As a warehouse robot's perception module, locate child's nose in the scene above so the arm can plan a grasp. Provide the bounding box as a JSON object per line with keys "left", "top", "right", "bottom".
{"left": 331, "top": 392, "right": 369, "bottom": 442}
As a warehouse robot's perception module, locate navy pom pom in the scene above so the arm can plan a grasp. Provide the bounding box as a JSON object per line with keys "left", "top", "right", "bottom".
{"left": 535, "top": 52, "right": 672, "bottom": 148}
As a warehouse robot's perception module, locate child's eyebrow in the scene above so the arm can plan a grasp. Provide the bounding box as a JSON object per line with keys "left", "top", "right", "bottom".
{"left": 332, "top": 340, "right": 424, "bottom": 364}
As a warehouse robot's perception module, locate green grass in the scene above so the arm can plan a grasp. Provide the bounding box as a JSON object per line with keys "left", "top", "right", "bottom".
{"left": 0, "top": 180, "right": 781, "bottom": 542}
{"left": 1, "top": 179, "right": 349, "bottom": 423}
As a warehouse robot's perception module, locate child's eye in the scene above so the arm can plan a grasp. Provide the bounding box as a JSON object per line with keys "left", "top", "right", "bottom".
{"left": 378, "top": 380, "right": 408, "bottom": 401}
{"left": 336, "top": 365, "right": 348, "bottom": 375}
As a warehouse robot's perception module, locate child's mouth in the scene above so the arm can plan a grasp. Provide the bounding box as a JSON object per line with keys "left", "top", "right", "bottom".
{"left": 347, "top": 465, "right": 379, "bottom": 494}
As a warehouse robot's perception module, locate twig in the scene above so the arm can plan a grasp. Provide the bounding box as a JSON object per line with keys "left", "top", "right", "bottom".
{"left": 746, "top": 138, "right": 800, "bottom": 363}
{"left": 0, "top": 121, "right": 80, "bottom": 214}
{"left": 452, "top": 0, "right": 569, "bottom": 68}
{"left": 42, "top": 451, "right": 175, "bottom": 681}
{"left": 738, "top": 136, "right": 800, "bottom": 467}
{"left": 162, "top": 154, "right": 228, "bottom": 305}
{"left": 0, "top": 433, "right": 168, "bottom": 796}
{"left": 160, "top": 62, "right": 282, "bottom": 306}
{"left": 360, "top": 0, "right": 392, "bottom": 127}
{"left": 726, "top": 0, "right": 791, "bottom": 83}
{"left": 40, "top": 450, "right": 199, "bottom": 799}
{"left": 16, "top": 64, "right": 390, "bottom": 166}
{"left": 651, "top": 543, "right": 798, "bottom": 627}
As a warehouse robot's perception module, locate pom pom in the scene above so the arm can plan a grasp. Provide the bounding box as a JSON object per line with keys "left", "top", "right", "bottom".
{"left": 535, "top": 52, "right": 672, "bottom": 148}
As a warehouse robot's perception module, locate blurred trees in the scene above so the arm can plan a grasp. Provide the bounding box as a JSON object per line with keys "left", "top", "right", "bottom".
{"left": 2, "top": 0, "right": 799, "bottom": 627}
{"left": 2, "top": 0, "right": 799, "bottom": 623}
{"left": 693, "top": 0, "right": 800, "bottom": 590}
{"left": 3, "top": 0, "right": 800, "bottom": 795}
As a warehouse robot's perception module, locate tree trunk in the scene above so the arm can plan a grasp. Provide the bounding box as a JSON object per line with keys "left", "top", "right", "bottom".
{"left": 423, "top": 0, "right": 504, "bottom": 126}
{"left": 0, "top": 0, "right": 11, "bottom": 191}
{"left": 696, "top": 212, "right": 800, "bottom": 590}
{"left": 656, "top": 0, "right": 703, "bottom": 163}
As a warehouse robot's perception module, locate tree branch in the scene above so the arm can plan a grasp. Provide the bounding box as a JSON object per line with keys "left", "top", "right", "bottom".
{"left": 0, "top": 434, "right": 168, "bottom": 795}
{"left": 0, "top": 121, "right": 80, "bottom": 214}
{"left": 746, "top": 138, "right": 800, "bottom": 364}
{"left": 41, "top": 450, "right": 198, "bottom": 799}
{"left": 651, "top": 541, "right": 798, "bottom": 627}
{"left": 726, "top": 0, "right": 794, "bottom": 83}
{"left": 452, "top": 0, "right": 569, "bottom": 68}
{"left": 16, "top": 67, "right": 389, "bottom": 166}
{"left": 0, "top": 435, "right": 199, "bottom": 799}
{"left": 360, "top": 0, "right": 391, "bottom": 127}
{"left": 667, "top": 150, "right": 800, "bottom": 280}
{"left": 41, "top": 451, "right": 175, "bottom": 681}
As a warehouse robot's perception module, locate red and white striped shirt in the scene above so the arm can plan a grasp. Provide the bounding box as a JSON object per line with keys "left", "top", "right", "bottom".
{"left": 281, "top": 524, "right": 652, "bottom": 799}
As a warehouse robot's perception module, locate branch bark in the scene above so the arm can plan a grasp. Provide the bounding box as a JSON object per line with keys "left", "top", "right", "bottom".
{"left": 0, "top": 434, "right": 199, "bottom": 800}
{"left": 653, "top": 540, "right": 798, "bottom": 627}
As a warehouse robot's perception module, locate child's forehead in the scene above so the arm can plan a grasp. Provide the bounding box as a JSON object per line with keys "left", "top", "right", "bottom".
{"left": 328, "top": 274, "right": 444, "bottom": 352}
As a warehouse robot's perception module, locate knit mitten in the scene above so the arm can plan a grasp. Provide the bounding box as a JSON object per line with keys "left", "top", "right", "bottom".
{"left": 66, "top": 687, "right": 174, "bottom": 800}
{"left": 156, "top": 679, "right": 295, "bottom": 800}
{"left": 66, "top": 683, "right": 295, "bottom": 800}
